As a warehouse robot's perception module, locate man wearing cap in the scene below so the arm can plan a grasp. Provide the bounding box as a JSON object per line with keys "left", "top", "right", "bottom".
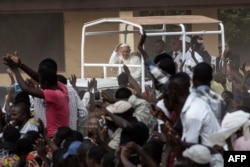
{"left": 180, "top": 35, "right": 203, "bottom": 78}
{"left": 109, "top": 43, "right": 141, "bottom": 80}
{"left": 103, "top": 100, "right": 149, "bottom": 150}
{"left": 63, "top": 141, "right": 82, "bottom": 159}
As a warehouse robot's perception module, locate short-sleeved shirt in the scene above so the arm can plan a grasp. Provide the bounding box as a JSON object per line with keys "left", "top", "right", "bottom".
{"left": 43, "top": 82, "right": 69, "bottom": 137}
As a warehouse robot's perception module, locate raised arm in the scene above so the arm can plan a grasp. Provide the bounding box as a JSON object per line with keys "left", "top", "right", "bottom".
{"left": 123, "top": 64, "right": 142, "bottom": 96}
{"left": 138, "top": 32, "right": 169, "bottom": 86}
{"left": 102, "top": 107, "right": 133, "bottom": 131}
{"left": 7, "top": 69, "right": 15, "bottom": 85}
{"left": 69, "top": 74, "right": 80, "bottom": 95}
{"left": 3, "top": 54, "right": 44, "bottom": 98}
{"left": 137, "top": 31, "right": 149, "bottom": 61}
{"left": 109, "top": 43, "right": 122, "bottom": 64}
{"left": 7, "top": 52, "right": 39, "bottom": 82}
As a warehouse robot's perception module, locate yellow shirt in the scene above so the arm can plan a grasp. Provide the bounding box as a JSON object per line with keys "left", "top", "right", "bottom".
{"left": 211, "top": 79, "right": 232, "bottom": 95}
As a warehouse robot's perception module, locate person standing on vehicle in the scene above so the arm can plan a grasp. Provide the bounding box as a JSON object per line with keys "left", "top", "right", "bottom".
{"left": 109, "top": 43, "right": 141, "bottom": 80}
{"left": 181, "top": 35, "right": 203, "bottom": 78}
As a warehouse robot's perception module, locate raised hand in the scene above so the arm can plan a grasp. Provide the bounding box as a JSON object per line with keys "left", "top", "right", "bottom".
{"left": 27, "top": 159, "right": 40, "bottom": 167}
{"left": 138, "top": 30, "right": 146, "bottom": 51}
{"left": 123, "top": 64, "right": 130, "bottom": 75}
{"left": 3, "top": 54, "right": 19, "bottom": 70}
{"left": 93, "top": 78, "right": 97, "bottom": 92}
{"left": 36, "top": 118, "right": 46, "bottom": 137}
{"left": 3, "top": 51, "right": 22, "bottom": 67}
{"left": 87, "top": 79, "right": 94, "bottom": 92}
{"left": 35, "top": 138, "right": 48, "bottom": 160}
{"left": 69, "top": 74, "right": 77, "bottom": 87}
{"left": 115, "top": 43, "right": 123, "bottom": 52}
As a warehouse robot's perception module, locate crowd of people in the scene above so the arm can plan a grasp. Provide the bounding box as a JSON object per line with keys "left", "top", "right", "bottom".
{"left": 0, "top": 31, "right": 249, "bottom": 167}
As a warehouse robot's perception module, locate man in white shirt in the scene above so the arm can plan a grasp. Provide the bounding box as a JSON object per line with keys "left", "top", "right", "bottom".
{"left": 163, "top": 72, "right": 220, "bottom": 145}
{"left": 109, "top": 43, "right": 141, "bottom": 80}
{"left": 181, "top": 36, "right": 203, "bottom": 77}
{"left": 192, "top": 62, "right": 226, "bottom": 124}
{"left": 169, "top": 36, "right": 183, "bottom": 70}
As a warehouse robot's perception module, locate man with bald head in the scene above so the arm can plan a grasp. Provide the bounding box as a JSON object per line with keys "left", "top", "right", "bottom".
{"left": 109, "top": 43, "right": 141, "bottom": 80}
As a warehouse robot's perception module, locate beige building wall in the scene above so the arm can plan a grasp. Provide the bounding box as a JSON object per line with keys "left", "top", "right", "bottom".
{"left": 192, "top": 8, "right": 220, "bottom": 57}
{"left": 0, "top": 9, "right": 221, "bottom": 86}
{"left": 63, "top": 11, "right": 119, "bottom": 78}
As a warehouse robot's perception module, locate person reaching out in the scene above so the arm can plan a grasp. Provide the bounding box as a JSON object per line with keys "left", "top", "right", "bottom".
{"left": 3, "top": 53, "right": 69, "bottom": 138}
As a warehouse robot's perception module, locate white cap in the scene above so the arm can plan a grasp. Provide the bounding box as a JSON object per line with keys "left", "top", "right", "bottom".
{"left": 183, "top": 144, "right": 211, "bottom": 164}
{"left": 120, "top": 43, "right": 130, "bottom": 48}
{"left": 179, "top": 36, "right": 191, "bottom": 43}
{"left": 106, "top": 100, "right": 132, "bottom": 114}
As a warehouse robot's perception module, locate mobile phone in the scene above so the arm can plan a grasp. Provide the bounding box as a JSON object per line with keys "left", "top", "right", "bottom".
{"left": 98, "top": 118, "right": 106, "bottom": 128}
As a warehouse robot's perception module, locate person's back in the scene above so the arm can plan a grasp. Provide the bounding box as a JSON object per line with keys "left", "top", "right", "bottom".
{"left": 39, "top": 68, "right": 69, "bottom": 137}
{"left": 181, "top": 92, "right": 220, "bottom": 144}
{"left": 192, "top": 62, "right": 226, "bottom": 123}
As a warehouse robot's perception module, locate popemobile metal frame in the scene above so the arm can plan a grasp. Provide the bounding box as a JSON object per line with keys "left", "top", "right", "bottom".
{"left": 80, "top": 15, "right": 225, "bottom": 92}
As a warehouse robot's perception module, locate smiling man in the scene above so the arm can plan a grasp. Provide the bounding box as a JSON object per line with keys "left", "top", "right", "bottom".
{"left": 109, "top": 43, "right": 141, "bottom": 80}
